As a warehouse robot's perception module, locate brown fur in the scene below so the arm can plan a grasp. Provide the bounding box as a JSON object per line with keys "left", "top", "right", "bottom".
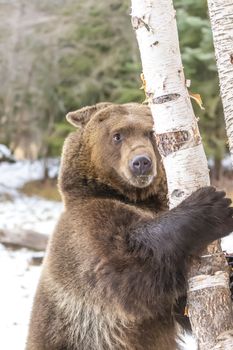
{"left": 26, "top": 103, "right": 233, "bottom": 350}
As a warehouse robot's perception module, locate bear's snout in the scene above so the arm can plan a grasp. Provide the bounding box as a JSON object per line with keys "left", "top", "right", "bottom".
{"left": 129, "top": 155, "right": 152, "bottom": 176}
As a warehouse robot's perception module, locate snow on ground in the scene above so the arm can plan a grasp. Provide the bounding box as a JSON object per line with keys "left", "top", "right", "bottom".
{"left": 0, "top": 159, "right": 62, "bottom": 235}
{"left": 0, "top": 194, "right": 62, "bottom": 234}
{"left": 0, "top": 158, "right": 59, "bottom": 190}
{"left": 0, "top": 144, "right": 12, "bottom": 158}
{"left": 0, "top": 160, "right": 232, "bottom": 350}
{"left": 0, "top": 160, "right": 62, "bottom": 350}
{"left": 0, "top": 245, "right": 42, "bottom": 350}
{"left": 222, "top": 235, "right": 233, "bottom": 254}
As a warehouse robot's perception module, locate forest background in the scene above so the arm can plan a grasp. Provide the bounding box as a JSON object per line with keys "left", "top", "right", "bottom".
{"left": 0, "top": 0, "right": 231, "bottom": 183}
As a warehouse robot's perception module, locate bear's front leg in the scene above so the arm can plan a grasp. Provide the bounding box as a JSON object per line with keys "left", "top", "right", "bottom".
{"left": 129, "top": 186, "right": 233, "bottom": 259}
{"left": 122, "top": 186, "right": 233, "bottom": 305}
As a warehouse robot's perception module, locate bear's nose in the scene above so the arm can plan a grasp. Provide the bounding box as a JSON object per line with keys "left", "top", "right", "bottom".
{"left": 129, "top": 155, "right": 152, "bottom": 176}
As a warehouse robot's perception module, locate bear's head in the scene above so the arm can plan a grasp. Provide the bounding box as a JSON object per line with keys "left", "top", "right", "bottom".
{"left": 59, "top": 103, "right": 167, "bottom": 204}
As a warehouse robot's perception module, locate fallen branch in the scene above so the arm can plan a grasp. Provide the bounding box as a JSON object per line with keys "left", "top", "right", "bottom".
{"left": 0, "top": 228, "right": 48, "bottom": 251}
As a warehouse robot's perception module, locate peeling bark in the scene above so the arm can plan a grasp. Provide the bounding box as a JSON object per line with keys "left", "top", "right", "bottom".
{"left": 130, "top": 0, "right": 233, "bottom": 348}
{"left": 153, "top": 93, "right": 180, "bottom": 104}
{"left": 156, "top": 124, "right": 201, "bottom": 157}
{"left": 188, "top": 243, "right": 232, "bottom": 348}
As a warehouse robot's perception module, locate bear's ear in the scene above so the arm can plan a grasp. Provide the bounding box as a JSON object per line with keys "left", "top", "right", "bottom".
{"left": 66, "top": 102, "right": 112, "bottom": 128}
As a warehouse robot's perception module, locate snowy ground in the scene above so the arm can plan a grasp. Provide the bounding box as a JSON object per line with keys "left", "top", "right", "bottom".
{"left": 0, "top": 159, "right": 62, "bottom": 350}
{"left": 0, "top": 246, "right": 42, "bottom": 350}
{"left": 0, "top": 159, "right": 232, "bottom": 350}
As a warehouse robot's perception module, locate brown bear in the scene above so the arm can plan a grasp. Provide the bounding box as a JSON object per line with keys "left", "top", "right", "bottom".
{"left": 26, "top": 103, "right": 233, "bottom": 350}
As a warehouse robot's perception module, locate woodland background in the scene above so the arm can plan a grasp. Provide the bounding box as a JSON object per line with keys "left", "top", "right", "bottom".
{"left": 0, "top": 0, "right": 232, "bottom": 183}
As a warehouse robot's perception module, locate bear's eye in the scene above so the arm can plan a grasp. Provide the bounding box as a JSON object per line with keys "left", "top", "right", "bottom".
{"left": 113, "top": 133, "right": 123, "bottom": 143}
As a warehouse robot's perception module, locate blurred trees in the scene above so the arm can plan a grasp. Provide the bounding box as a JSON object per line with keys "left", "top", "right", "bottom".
{"left": 175, "top": 0, "right": 227, "bottom": 179}
{"left": 0, "top": 0, "right": 228, "bottom": 177}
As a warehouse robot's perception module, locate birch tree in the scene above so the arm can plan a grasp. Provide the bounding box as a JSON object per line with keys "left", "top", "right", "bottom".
{"left": 207, "top": 0, "right": 233, "bottom": 167}
{"left": 130, "top": 0, "right": 233, "bottom": 349}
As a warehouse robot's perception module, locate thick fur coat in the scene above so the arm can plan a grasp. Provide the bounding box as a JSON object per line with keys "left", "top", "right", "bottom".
{"left": 26, "top": 103, "right": 233, "bottom": 350}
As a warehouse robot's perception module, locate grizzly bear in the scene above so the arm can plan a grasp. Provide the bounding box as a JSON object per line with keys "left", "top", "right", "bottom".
{"left": 26, "top": 103, "right": 233, "bottom": 350}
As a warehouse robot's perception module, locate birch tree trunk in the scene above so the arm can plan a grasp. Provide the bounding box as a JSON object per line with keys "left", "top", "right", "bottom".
{"left": 207, "top": 0, "right": 233, "bottom": 167}
{"left": 130, "top": 0, "right": 233, "bottom": 349}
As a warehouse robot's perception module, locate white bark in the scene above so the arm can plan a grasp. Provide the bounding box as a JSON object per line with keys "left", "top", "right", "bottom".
{"left": 131, "top": 0, "right": 233, "bottom": 348}
{"left": 131, "top": 0, "right": 210, "bottom": 208}
{"left": 207, "top": 0, "right": 233, "bottom": 165}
